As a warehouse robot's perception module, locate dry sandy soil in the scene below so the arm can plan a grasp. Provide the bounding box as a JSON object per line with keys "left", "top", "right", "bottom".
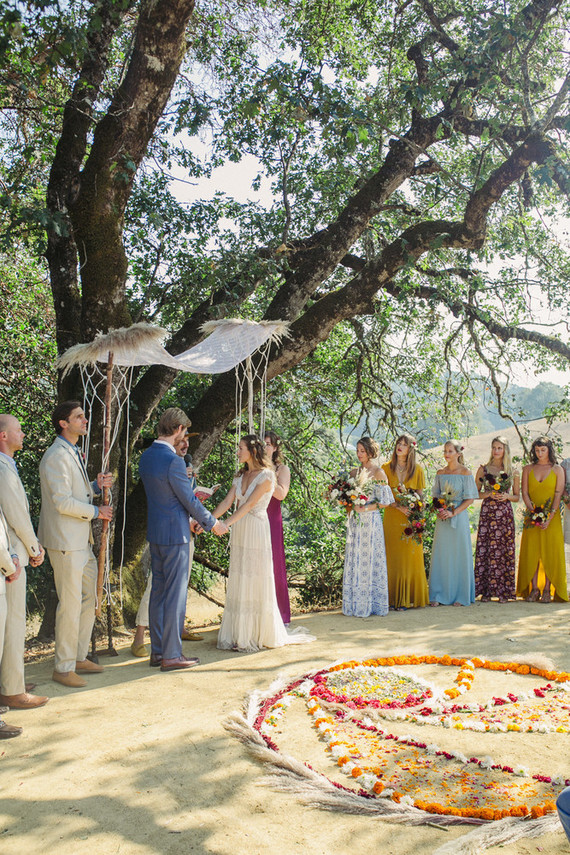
{"left": 3, "top": 591, "right": 570, "bottom": 855}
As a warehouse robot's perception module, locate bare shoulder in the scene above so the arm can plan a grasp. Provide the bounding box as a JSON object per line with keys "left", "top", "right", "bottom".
{"left": 371, "top": 465, "right": 388, "bottom": 484}
{"left": 458, "top": 466, "right": 472, "bottom": 476}
{"left": 436, "top": 467, "right": 446, "bottom": 475}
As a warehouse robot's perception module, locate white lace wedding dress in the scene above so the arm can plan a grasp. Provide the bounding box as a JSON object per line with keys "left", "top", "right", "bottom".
{"left": 217, "top": 468, "right": 314, "bottom": 652}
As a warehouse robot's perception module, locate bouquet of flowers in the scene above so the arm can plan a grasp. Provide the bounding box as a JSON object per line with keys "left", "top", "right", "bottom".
{"left": 432, "top": 483, "right": 458, "bottom": 518}
{"left": 523, "top": 498, "right": 552, "bottom": 529}
{"left": 395, "top": 485, "right": 427, "bottom": 543}
{"left": 482, "top": 470, "right": 512, "bottom": 494}
{"left": 562, "top": 487, "right": 570, "bottom": 507}
{"left": 326, "top": 475, "right": 372, "bottom": 515}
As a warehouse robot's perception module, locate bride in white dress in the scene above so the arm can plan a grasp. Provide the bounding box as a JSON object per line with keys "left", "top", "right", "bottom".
{"left": 212, "top": 435, "right": 314, "bottom": 652}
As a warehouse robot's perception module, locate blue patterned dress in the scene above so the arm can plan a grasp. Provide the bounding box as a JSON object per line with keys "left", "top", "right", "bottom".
{"left": 342, "top": 484, "right": 393, "bottom": 617}
{"left": 429, "top": 472, "right": 479, "bottom": 606}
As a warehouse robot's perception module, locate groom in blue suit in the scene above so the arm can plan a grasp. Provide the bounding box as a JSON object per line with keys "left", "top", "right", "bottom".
{"left": 139, "top": 407, "right": 228, "bottom": 671}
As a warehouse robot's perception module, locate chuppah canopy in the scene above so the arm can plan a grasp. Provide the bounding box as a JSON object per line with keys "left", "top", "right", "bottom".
{"left": 57, "top": 318, "right": 289, "bottom": 374}
{"left": 56, "top": 318, "right": 289, "bottom": 627}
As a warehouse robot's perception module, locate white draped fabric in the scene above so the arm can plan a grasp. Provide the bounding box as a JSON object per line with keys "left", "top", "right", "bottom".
{"left": 58, "top": 319, "right": 289, "bottom": 374}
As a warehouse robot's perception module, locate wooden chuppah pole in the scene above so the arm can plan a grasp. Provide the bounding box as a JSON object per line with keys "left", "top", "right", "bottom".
{"left": 96, "top": 350, "right": 114, "bottom": 617}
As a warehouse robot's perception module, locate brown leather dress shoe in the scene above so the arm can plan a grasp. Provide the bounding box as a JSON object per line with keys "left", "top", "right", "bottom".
{"left": 0, "top": 692, "right": 49, "bottom": 710}
{"left": 75, "top": 659, "right": 104, "bottom": 674}
{"left": 52, "top": 670, "right": 87, "bottom": 688}
{"left": 0, "top": 721, "right": 22, "bottom": 738}
{"left": 160, "top": 656, "right": 200, "bottom": 672}
{"left": 181, "top": 628, "right": 204, "bottom": 641}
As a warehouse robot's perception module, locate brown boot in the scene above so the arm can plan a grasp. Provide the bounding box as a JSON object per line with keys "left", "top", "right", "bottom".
{"left": 52, "top": 671, "right": 87, "bottom": 688}
{"left": 0, "top": 692, "right": 49, "bottom": 710}
{"left": 75, "top": 659, "right": 104, "bottom": 674}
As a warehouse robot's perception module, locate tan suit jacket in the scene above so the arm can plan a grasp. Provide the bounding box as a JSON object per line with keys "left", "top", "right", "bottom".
{"left": 0, "top": 455, "right": 41, "bottom": 565}
{"left": 0, "top": 508, "right": 16, "bottom": 587}
{"left": 38, "top": 437, "right": 96, "bottom": 551}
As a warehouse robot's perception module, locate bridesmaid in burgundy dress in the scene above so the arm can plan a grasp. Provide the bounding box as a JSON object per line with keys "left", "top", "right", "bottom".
{"left": 264, "top": 431, "right": 291, "bottom": 624}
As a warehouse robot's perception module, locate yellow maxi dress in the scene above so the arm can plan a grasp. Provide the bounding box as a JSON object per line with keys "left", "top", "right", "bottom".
{"left": 517, "top": 469, "right": 568, "bottom": 601}
{"left": 382, "top": 464, "right": 429, "bottom": 609}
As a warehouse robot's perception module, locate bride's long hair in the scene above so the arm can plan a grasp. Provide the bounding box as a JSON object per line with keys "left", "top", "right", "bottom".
{"left": 238, "top": 434, "right": 271, "bottom": 473}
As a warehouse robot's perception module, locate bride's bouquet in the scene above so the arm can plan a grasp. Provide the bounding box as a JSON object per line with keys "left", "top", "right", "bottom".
{"left": 326, "top": 475, "right": 372, "bottom": 515}
{"left": 396, "top": 485, "right": 427, "bottom": 543}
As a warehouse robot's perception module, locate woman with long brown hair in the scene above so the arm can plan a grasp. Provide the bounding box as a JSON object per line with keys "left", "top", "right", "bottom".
{"left": 517, "top": 436, "right": 567, "bottom": 603}
{"left": 382, "top": 434, "right": 428, "bottom": 609}
{"left": 211, "top": 435, "right": 313, "bottom": 651}
{"left": 342, "top": 437, "right": 393, "bottom": 617}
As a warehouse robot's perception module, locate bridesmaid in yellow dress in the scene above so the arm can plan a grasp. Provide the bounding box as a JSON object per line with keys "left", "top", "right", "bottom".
{"left": 382, "top": 434, "right": 429, "bottom": 610}
{"left": 517, "top": 436, "right": 568, "bottom": 603}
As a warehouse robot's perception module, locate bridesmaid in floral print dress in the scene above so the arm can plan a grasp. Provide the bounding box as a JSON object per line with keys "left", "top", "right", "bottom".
{"left": 474, "top": 437, "right": 519, "bottom": 602}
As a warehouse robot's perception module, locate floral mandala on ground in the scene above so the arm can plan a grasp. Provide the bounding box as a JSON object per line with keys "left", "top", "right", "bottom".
{"left": 252, "top": 655, "right": 570, "bottom": 823}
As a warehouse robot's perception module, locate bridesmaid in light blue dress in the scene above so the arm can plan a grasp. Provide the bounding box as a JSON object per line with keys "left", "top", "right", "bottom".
{"left": 343, "top": 437, "right": 394, "bottom": 617}
{"left": 429, "top": 440, "right": 479, "bottom": 607}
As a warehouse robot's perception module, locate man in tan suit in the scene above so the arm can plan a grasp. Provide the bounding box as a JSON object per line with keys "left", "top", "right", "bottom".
{"left": 0, "top": 414, "right": 48, "bottom": 709}
{"left": 0, "top": 509, "right": 24, "bottom": 737}
{"left": 39, "top": 401, "right": 113, "bottom": 688}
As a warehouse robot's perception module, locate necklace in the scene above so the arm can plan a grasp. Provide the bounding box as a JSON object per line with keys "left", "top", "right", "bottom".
{"left": 395, "top": 462, "right": 407, "bottom": 482}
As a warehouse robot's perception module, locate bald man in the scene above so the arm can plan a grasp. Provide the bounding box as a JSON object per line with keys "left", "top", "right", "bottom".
{"left": 0, "top": 508, "right": 23, "bottom": 737}
{"left": 0, "top": 415, "right": 48, "bottom": 709}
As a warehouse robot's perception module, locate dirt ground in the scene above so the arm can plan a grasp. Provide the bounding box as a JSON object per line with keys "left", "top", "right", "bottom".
{"left": 3, "top": 596, "right": 570, "bottom": 855}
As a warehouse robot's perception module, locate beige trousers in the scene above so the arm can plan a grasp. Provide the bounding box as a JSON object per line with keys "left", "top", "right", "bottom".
{"left": 0, "top": 590, "right": 6, "bottom": 679}
{"left": 0, "top": 567, "right": 26, "bottom": 695}
{"left": 49, "top": 547, "right": 97, "bottom": 673}
{"left": 136, "top": 539, "right": 194, "bottom": 627}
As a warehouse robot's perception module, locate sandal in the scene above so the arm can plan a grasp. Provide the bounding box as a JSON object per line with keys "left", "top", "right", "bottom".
{"left": 525, "top": 588, "right": 540, "bottom": 602}
{"left": 540, "top": 589, "right": 552, "bottom": 604}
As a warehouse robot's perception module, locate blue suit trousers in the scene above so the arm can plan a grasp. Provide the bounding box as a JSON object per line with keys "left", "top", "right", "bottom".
{"left": 558, "top": 786, "right": 570, "bottom": 843}
{"left": 149, "top": 542, "right": 190, "bottom": 661}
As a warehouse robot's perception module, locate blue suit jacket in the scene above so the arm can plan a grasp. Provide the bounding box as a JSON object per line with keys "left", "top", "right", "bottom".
{"left": 139, "top": 442, "right": 216, "bottom": 545}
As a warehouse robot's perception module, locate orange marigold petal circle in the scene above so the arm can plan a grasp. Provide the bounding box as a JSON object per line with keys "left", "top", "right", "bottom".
{"left": 224, "top": 654, "right": 569, "bottom": 847}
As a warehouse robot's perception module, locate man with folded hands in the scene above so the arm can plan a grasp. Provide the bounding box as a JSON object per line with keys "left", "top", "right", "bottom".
{"left": 0, "top": 414, "right": 48, "bottom": 710}
{"left": 39, "top": 402, "right": 113, "bottom": 688}
{"left": 0, "top": 509, "right": 24, "bottom": 737}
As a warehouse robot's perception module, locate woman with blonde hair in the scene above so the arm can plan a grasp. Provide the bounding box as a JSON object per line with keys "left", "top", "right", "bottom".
{"left": 474, "top": 436, "right": 519, "bottom": 602}
{"left": 429, "top": 440, "right": 479, "bottom": 607}
{"left": 343, "top": 437, "right": 393, "bottom": 617}
{"left": 382, "top": 434, "right": 428, "bottom": 609}
{"left": 517, "top": 436, "right": 567, "bottom": 603}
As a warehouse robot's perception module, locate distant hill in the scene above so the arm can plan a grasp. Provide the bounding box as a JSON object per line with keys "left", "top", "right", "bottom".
{"left": 424, "top": 418, "right": 570, "bottom": 471}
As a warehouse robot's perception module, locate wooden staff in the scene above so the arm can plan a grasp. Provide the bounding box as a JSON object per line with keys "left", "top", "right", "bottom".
{"left": 96, "top": 350, "right": 113, "bottom": 617}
